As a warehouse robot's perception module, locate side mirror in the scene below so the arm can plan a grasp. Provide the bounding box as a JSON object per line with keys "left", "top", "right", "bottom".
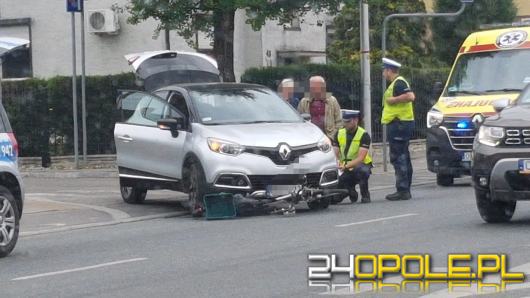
{"left": 433, "top": 81, "right": 443, "bottom": 95}
{"left": 492, "top": 99, "right": 510, "bottom": 113}
{"left": 157, "top": 117, "right": 186, "bottom": 137}
{"left": 301, "top": 113, "right": 311, "bottom": 121}
{"left": 432, "top": 81, "right": 444, "bottom": 104}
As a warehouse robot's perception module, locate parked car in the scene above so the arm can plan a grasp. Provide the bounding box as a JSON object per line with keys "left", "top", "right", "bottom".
{"left": 114, "top": 51, "right": 340, "bottom": 217}
{"left": 0, "top": 37, "right": 27, "bottom": 257}
{"left": 472, "top": 84, "right": 530, "bottom": 223}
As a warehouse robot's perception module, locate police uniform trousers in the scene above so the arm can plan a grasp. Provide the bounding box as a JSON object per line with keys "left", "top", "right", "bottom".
{"left": 338, "top": 163, "right": 372, "bottom": 197}
{"left": 387, "top": 119, "right": 414, "bottom": 192}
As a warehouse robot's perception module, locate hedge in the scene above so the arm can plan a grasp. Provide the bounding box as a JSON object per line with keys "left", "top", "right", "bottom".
{"left": 2, "top": 73, "right": 137, "bottom": 157}
{"left": 1, "top": 64, "right": 451, "bottom": 158}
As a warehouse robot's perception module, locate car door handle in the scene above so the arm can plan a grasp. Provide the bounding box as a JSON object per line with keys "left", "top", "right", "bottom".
{"left": 118, "top": 135, "right": 134, "bottom": 142}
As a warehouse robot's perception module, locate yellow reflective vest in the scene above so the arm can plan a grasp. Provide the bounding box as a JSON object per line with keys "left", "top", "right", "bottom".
{"left": 337, "top": 127, "right": 372, "bottom": 165}
{"left": 381, "top": 76, "right": 414, "bottom": 124}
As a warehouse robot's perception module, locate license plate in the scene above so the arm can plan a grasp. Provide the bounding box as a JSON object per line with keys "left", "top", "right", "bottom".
{"left": 266, "top": 185, "right": 297, "bottom": 196}
{"left": 462, "top": 152, "right": 473, "bottom": 162}
{"left": 519, "top": 159, "right": 530, "bottom": 174}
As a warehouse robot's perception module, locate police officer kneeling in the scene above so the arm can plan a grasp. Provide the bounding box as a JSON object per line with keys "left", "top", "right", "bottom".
{"left": 332, "top": 110, "right": 373, "bottom": 204}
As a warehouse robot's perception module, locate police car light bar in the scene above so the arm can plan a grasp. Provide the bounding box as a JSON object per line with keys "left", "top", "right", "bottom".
{"left": 479, "top": 21, "right": 530, "bottom": 30}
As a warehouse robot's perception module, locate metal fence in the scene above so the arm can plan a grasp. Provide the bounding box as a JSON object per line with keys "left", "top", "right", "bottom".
{"left": 1, "top": 68, "right": 447, "bottom": 159}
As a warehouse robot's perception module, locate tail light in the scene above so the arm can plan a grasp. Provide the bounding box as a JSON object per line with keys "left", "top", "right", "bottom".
{"left": 7, "top": 132, "right": 18, "bottom": 158}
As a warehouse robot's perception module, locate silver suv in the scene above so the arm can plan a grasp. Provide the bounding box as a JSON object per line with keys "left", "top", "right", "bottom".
{"left": 114, "top": 51, "right": 339, "bottom": 216}
{"left": 0, "top": 37, "right": 26, "bottom": 257}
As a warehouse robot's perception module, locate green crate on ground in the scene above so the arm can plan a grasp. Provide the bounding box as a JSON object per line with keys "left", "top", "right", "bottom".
{"left": 203, "top": 193, "right": 237, "bottom": 220}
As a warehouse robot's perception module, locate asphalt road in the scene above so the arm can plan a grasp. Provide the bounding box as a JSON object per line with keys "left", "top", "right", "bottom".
{"left": 3, "top": 178, "right": 530, "bottom": 297}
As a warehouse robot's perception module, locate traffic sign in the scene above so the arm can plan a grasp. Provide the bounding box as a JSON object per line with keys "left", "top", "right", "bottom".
{"left": 67, "top": 0, "right": 83, "bottom": 12}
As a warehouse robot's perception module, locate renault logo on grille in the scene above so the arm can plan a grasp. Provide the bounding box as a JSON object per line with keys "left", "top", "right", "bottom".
{"left": 278, "top": 144, "right": 292, "bottom": 161}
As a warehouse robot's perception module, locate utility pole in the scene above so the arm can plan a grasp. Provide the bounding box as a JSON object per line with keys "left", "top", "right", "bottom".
{"left": 380, "top": 0, "right": 472, "bottom": 172}
{"left": 359, "top": 0, "right": 371, "bottom": 139}
{"left": 81, "top": 6, "right": 87, "bottom": 163}
{"left": 71, "top": 12, "right": 79, "bottom": 169}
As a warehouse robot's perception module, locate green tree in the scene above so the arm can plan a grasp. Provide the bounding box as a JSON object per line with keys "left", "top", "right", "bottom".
{"left": 327, "top": 0, "right": 433, "bottom": 67}
{"left": 127, "top": 0, "right": 342, "bottom": 82}
{"left": 432, "top": 0, "right": 517, "bottom": 65}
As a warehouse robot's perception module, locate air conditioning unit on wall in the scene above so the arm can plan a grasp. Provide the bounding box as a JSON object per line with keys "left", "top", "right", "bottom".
{"left": 87, "top": 9, "right": 120, "bottom": 35}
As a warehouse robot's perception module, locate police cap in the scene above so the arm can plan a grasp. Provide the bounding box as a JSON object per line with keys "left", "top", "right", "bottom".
{"left": 342, "top": 109, "right": 360, "bottom": 121}
{"left": 382, "top": 58, "right": 402, "bottom": 70}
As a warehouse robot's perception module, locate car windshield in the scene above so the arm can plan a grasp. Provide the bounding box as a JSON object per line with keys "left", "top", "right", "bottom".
{"left": 445, "top": 49, "right": 530, "bottom": 96}
{"left": 517, "top": 86, "right": 530, "bottom": 105}
{"left": 189, "top": 87, "right": 302, "bottom": 125}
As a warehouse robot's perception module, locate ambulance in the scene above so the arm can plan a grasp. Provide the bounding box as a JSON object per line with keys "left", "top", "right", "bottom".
{"left": 426, "top": 24, "right": 530, "bottom": 186}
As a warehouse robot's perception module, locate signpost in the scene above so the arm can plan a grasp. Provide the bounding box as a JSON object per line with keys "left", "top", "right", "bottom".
{"left": 67, "top": 0, "right": 84, "bottom": 168}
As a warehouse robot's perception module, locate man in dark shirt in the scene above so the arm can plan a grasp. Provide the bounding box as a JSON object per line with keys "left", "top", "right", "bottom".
{"left": 332, "top": 110, "right": 373, "bottom": 204}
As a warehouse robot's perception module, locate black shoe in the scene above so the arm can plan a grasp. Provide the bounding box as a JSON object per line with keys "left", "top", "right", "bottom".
{"left": 385, "top": 191, "right": 411, "bottom": 201}
{"left": 349, "top": 189, "right": 358, "bottom": 203}
{"left": 361, "top": 196, "right": 371, "bottom": 203}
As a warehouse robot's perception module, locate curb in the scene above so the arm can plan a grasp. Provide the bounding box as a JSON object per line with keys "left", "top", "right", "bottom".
{"left": 21, "top": 170, "right": 118, "bottom": 179}
{"left": 20, "top": 211, "right": 188, "bottom": 237}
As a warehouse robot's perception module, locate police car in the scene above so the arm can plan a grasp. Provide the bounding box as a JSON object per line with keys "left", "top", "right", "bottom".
{"left": 0, "top": 37, "right": 27, "bottom": 257}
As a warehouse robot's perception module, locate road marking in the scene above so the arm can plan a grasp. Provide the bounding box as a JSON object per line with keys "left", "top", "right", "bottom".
{"left": 12, "top": 258, "right": 148, "bottom": 281}
{"left": 335, "top": 213, "right": 418, "bottom": 228}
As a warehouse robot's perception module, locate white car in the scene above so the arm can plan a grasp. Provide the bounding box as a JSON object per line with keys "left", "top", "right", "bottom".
{"left": 114, "top": 51, "right": 340, "bottom": 217}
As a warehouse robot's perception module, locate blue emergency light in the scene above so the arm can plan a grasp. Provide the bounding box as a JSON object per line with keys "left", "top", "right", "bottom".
{"left": 457, "top": 121, "right": 470, "bottom": 129}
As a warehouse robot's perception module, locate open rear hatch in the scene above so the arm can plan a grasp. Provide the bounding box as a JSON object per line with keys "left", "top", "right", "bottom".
{"left": 125, "top": 50, "right": 220, "bottom": 91}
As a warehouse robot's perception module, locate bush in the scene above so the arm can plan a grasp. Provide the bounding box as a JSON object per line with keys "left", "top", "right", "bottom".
{"left": 2, "top": 73, "right": 137, "bottom": 157}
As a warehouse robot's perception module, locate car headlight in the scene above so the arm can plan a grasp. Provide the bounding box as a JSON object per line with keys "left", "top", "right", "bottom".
{"left": 478, "top": 126, "right": 505, "bottom": 147}
{"left": 207, "top": 138, "right": 245, "bottom": 156}
{"left": 318, "top": 136, "right": 332, "bottom": 153}
{"left": 427, "top": 109, "right": 444, "bottom": 128}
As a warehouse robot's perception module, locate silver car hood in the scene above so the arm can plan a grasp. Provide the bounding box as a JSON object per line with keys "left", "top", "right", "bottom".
{"left": 196, "top": 122, "right": 325, "bottom": 147}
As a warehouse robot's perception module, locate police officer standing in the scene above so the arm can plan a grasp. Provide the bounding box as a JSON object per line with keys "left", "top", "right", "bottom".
{"left": 381, "top": 58, "right": 416, "bottom": 201}
{"left": 333, "top": 110, "right": 372, "bottom": 204}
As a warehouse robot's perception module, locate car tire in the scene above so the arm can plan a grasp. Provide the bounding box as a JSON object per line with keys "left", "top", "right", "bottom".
{"left": 475, "top": 188, "right": 515, "bottom": 223}
{"left": 120, "top": 184, "right": 147, "bottom": 204}
{"left": 437, "top": 174, "right": 454, "bottom": 187}
{"left": 0, "top": 186, "right": 20, "bottom": 258}
{"left": 188, "top": 161, "right": 208, "bottom": 218}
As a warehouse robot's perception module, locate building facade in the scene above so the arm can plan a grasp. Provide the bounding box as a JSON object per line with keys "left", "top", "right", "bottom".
{"left": 424, "top": 0, "right": 530, "bottom": 19}
{"left": 0, "top": 0, "right": 330, "bottom": 81}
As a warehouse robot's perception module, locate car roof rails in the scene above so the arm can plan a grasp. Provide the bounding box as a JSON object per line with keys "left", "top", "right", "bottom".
{"left": 479, "top": 20, "right": 530, "bottom": 30}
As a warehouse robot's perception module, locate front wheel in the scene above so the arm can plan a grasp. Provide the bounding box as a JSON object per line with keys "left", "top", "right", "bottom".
{"left": 0, "top": 186, "right": 20, "bottom": 258}
{"left": 475, "top": 188, "right": 516, "bottom": 223}
{"left": 437, "top": 174, "right": 454, "bottom": 187}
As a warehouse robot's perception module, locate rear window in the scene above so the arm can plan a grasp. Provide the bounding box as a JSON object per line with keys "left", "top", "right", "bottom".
{"left": 0, "top": 105, "right": 12, "bottom": 133}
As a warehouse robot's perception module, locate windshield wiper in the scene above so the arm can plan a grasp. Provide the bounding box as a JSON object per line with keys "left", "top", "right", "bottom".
{"left": 241, "top": 120, "right": 278, "bottom": 124}
{"left": 483, "top": 88, "right": 522, "bottom": 93}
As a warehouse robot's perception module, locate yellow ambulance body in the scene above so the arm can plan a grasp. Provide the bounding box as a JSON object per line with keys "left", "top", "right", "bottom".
{"left": 426, "top": 25, "right": 530, "bottom": 186}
